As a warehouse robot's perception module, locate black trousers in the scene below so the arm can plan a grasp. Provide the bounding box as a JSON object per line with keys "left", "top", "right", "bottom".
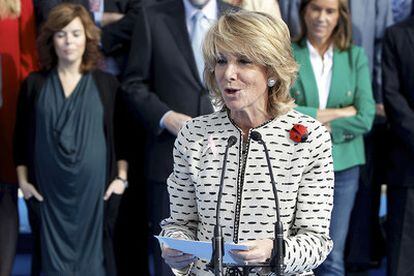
{"left": 387, "top": 186, "right": 414, "bottom": 276}
{"left": 345, "top": 123, "right": 388, "bottom": 270}
{"left": 0, "top": 184, "right": 18, "bottom": 276}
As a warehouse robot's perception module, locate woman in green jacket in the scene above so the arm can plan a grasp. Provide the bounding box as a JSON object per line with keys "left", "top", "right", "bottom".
{"left": 290, "top": 0, "right": 375, "bottom": 275}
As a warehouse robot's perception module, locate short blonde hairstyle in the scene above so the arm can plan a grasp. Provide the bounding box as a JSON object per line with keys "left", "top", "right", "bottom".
{"left": 203, "top": 10, "right": 298, "bottom": 117}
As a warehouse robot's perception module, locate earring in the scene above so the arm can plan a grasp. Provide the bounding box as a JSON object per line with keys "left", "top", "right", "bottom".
{"left": 267, "top": 78, "right": 276, "bottom": 87}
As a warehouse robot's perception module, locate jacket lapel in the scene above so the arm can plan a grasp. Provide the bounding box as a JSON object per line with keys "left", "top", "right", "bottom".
{"left": 295, "top": 43, "right": 320, "bottom": 108}
{"left": 164, "top": 1, "right": 201, "bottom": 85}
{"left": 326, "top": 48, "right": 348, "bottom": 107}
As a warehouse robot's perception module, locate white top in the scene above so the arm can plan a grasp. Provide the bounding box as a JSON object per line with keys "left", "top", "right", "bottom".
{"left": 161, "top": 109, "right": 334, "bottom": 275}
{"left": 307, "top": 40, "right": 334, "bottom": 110}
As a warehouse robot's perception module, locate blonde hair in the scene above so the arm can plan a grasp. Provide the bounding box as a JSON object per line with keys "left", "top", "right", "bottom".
{"left": 295, "top": 0, "right": 352, "bottom": 51}
{"left": 0, "top": 0, "right": 21, "bottom": 19}
{"left": 203, "top": 10, "right": 298, "bottom": 117}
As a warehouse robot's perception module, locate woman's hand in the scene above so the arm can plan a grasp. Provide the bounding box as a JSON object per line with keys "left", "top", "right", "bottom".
{"left": 161, "top": 245, "right": 196, "bottom": 270}
{"left": 317, "top": 105, "right": 357, "bottom": 124}
{"left": 340, "top": 105, "right": 357, "bottom": 117}
{"left": 19, "top": 182, "right": 44, "bottom": 201}
{"left": 163, "top": 111, "right": 192, "bottom": 136}
{"left": 104, "top": 178, "right": 126, "bottom": 200}
{"left": 230, "top": 239, "right": 273, "bottom": 265}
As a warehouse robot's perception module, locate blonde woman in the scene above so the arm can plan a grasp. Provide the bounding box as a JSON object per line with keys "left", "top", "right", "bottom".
{"left": 0, "top": 0, "right": 37, "bottom": 275}
{"left": 160, "top": 10, "right": 334, "bottom": 275}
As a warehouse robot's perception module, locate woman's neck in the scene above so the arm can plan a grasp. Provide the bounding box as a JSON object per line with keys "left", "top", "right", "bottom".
{"left": 57, "top": 60, "right": 82, "bottom": 76}
{"left": 230, "top": 109, "right": 271, "bottom": 140}
{"left": 308, "top": 37, "right": 332, "bottom": 57}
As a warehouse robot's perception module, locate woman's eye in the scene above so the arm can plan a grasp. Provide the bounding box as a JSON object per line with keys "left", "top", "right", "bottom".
{"left": 239, "top": 59, "right": 252, "bottom": 65}
{"left": 56, "top": 32, "right": 65, "bottom": 38}
{"left": 217, "top": 58, "right": 227, "bottom": 65}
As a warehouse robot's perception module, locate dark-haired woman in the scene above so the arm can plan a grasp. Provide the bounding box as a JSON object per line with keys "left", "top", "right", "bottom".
{"left": 14, "top": 3, "right": 127, "bottom": 275}
{"left": 290, "top": 0, "right": 375, "bottom": 275}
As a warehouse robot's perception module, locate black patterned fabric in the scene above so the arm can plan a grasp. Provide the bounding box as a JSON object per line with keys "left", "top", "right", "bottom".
{"left": 161, "top": 109, "right": 335, "bottom": 275}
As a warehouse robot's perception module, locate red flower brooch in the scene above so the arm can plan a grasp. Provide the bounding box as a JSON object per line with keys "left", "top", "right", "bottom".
{"left": 289, "top": 124, "right": 308, "bottom": 143}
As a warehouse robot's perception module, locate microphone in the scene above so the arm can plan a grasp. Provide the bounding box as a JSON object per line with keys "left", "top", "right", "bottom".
{"left": 208, "top": 135, "right": 237, "bottom": 276}
{"left": 250, "top": 131, "right": 285, "bottom": 276}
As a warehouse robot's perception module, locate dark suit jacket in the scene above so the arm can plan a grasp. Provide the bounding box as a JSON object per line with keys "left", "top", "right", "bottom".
{"left": 101, "top": 0, "right": 143, "bottom": 57}
{"left": 121, "top": 0, "right": 236, "bottom": 182}
{"left": 382, "top": 17, "right": 414, "bottom": 187}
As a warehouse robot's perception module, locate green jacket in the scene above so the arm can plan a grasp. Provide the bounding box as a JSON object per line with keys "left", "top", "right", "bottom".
{"left": 291, "top": 41, "right": 375, "bottom": 171}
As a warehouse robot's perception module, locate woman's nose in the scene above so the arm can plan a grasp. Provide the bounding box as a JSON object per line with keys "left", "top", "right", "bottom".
{"left": 223, "top": 64, "right": 237, "bottom": 81}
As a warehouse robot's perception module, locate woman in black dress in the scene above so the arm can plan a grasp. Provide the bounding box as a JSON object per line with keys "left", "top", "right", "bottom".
{"left": 14, "top": 4, "right": 128, "bottom": 275}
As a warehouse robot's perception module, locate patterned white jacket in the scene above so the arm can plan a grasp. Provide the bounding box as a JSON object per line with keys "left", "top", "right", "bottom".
{"left": 161, "top": 109, "right": 334, "bottom": 275}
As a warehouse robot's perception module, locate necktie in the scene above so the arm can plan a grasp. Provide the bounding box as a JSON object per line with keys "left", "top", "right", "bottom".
{"left": 89, "top": 0, "right": 101, "bottom": 12}
{"left": 191, "top": 12, "right": 210, "bottom": 82}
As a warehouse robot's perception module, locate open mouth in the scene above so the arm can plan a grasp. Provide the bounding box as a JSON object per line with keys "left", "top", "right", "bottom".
{"left": 224, "top": 88, "right": 240, "bottom": 94}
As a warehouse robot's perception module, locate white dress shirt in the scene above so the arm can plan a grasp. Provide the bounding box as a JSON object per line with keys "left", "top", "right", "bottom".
{"left": 183, "top": 0, "right": 218, "bottom": 35}
{"left": 307, "top": 40, "right": 333, "bottom": 110}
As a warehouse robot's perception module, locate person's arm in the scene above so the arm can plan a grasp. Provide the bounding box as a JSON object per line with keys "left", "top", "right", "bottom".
{"left": 372, "top": 0, "right": 394, "bottom": 109}
{"left": 328, "top": 48, "right": 376, "bottom": 144}
{"left": 19, "top": 0, "right": 38, "bottom": 79}
{"left": 120, "top": 6, "right": 188, "bottom": 136}
{"left": 282, "top": 121, "right": 334, "bottom": 273}
{"left": 17, "top": 165, "right": 43, "bottom": 201}
{"left": 104, "top": 160, "right": 128, "bottom": 200}
{"left": 100, "top": 12, "right": 125, "bottom": 27}
{"left": 382, "top": 27, "right": 414, "bottom": 153}
{"left": 101, "top": 0, "right": 142, "bottom": 52}
{"left": 14, "top": 76, "right": 43, "bottom": 201}
{"left": 316, "top": 106, "right": 357, "bottom": 124}
{"left": 104, "top": 75, "right": 129, "bottom": 200}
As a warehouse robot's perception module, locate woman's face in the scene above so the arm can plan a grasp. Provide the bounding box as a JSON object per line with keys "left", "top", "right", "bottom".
{"left": 215, "top": 52, "right": 269, "bottom": 114}
{"left": 53, "top": 17, "right": 86, "bottom": 66}
{"left": 304, "top": 0, "right": 339, "bottom": 45}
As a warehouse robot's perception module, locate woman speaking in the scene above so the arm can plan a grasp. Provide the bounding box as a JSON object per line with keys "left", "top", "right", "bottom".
{"left": 160, "top": 11, "right": 335, "bottom": 275}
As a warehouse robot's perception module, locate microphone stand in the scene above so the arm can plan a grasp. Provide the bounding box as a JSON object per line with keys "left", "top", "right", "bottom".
{"left": 250, "top": 131, "right": 285, "bottom": 276}
{"left": 207, "top": 136, "right": 237, "bottom": 276}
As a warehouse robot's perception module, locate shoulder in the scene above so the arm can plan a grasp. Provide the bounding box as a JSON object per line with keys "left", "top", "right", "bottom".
{"left": 337, "top": 45, "right": 368, "bottom": 66}
{"left": 24, "top": 70, "right": 48, "bottom": 83}
{"left": 91, "top": 69, "right": 118, "bottom": 82}
{"left": 91, "top": 70, "right": 119, "bottom": 89}
{"left": 22, "top": 70, "right": 50, "bottom": 94}
{"left": 176, "top": 111, "right": 230, "bottom": 145}
{"left": 182, "top": 111, "right": 229, "bottom": 135}
{"left": 388, "top": 17, "right": 414, "bottom": 33}
{"left": 144, "top": 0, "right": 180, "bottom": 16}
{"left": 385, "top": 17, "right": 414, "bottom": 43}
{"left": 292, "top": 40, "right": 306, "bottom": 51}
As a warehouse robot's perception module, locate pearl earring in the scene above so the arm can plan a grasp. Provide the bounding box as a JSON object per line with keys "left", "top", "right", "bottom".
{"left": 267, "top": 78, "right": 276, "bottom": 87}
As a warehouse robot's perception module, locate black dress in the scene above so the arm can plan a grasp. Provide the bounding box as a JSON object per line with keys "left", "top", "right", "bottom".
{"left": 34, "top": 71, "right": 106, "bottom": 275}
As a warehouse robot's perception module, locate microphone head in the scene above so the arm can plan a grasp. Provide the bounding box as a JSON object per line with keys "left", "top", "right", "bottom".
{"left": 227, "top": 135, "right": 237, "bottom": 147}
{"left": 250, "top": 131, "right": 262, "bottom": 142}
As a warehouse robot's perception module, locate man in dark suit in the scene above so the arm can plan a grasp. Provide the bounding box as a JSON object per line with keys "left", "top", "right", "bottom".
{"left": 121, "top": 0, "right": 235, "bottom": 274}
{"left": 382, "top": 16, "right": 414, "bottom": 276}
